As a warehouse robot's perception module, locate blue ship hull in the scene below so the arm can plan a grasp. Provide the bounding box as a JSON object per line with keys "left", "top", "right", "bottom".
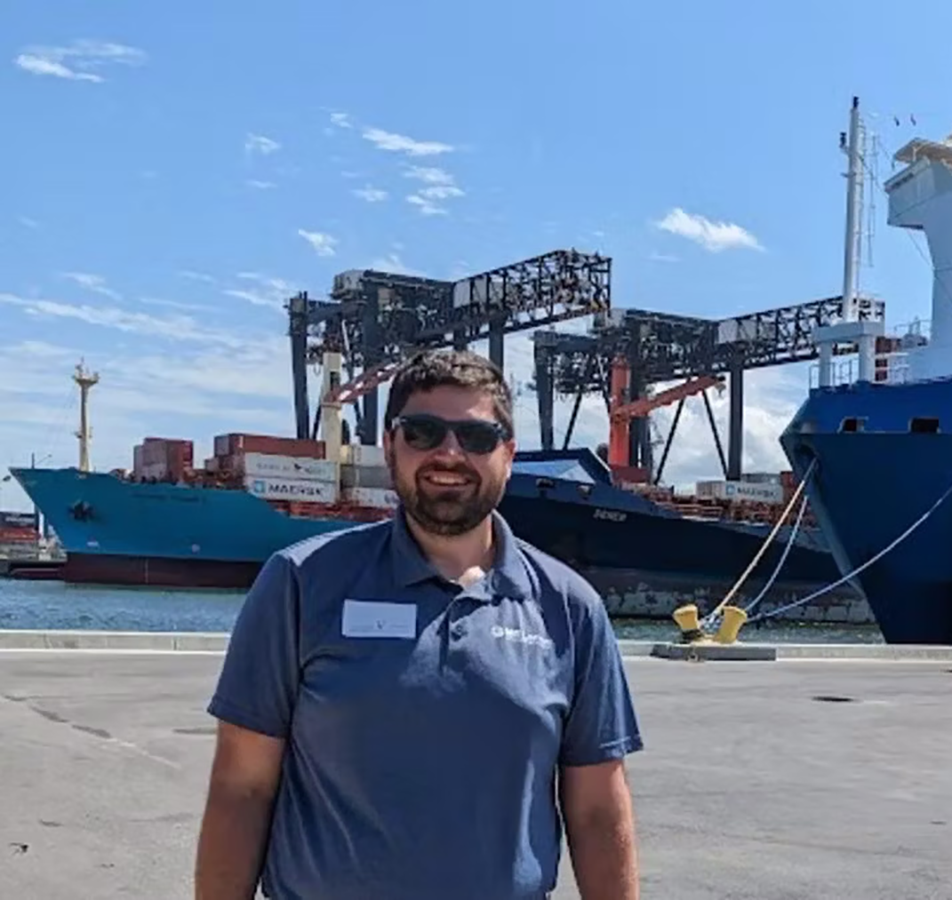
{"left": 9, "top": 450, "right": 854, "bottom": 621}
{"left": 781, "top": 377, "right": 952, "bottom": 644}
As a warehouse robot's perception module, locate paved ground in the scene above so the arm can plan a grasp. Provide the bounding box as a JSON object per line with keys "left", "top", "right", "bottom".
{"left": 0, "top": 651, "right": 950, "bottom": 899}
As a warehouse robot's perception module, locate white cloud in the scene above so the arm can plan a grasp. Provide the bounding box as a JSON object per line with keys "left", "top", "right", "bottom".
{"left": 369, "top": 254, "right": 426, "bottom": 277}
{"left": 648, "top": 251, "right": 679, "bottom": 263}
{"left": 330, "top": 112, "right": 353, "bottom": 129}
{"left": 403, "top": 166, "right": 455, "bottom": 185}
{"left": 0, "top": 293, "right": 247, "bottom": 348}
{"left": 140, "top": 297, "right": 216, "bottom": 313}
{"left": 417, "top": 185, "right": 464, "bottom": 201}
{"left": 655, "top": 208, "right": 764, "bottom": 253}
{"left": 61, "top": 272, "right": 122, "bottom": 302}
{"left": 178, "top": 270, "right": 217, "bottom": 285}
{"left": 223, "top": 273, "right": 299, "bottom": 311}
{"left": 448, "top": 260, "right": 471, "bottom": 280}
{"left": 14, "top": 40, "right": 146, "bottom": 83}
{"left": 362, "top": 127, "right": 454, "bottom": 157}
{"left": 245, "top": 133, "right": 281, "bottom": 155}
{"left": 402, "top": 165, "right": 464, "bottom": 214}
{"left": 297, "top": 229, "right": 338, "bottom": 257}
{"left": 353, "top": 185, "right": 389, "bottom": 203}
{"left": 246, "top": 179, "right": 276, "bottom": 190}
{"left": 406, "top": 195, "right": 448, "bottom": 216}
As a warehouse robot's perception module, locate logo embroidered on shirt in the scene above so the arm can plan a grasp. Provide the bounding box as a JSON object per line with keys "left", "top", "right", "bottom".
{"left": 490, "top": 624, "right": 553, "bottom": 649}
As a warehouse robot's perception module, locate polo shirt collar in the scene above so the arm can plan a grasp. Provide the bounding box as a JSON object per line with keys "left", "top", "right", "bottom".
{"left": 390, "top": 506, "right": 533, "bottom": 601}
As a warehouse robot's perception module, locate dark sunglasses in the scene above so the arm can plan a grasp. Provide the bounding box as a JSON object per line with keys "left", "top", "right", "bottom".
{"left": 391, "top": 413, "right": 511, "bottom": 455}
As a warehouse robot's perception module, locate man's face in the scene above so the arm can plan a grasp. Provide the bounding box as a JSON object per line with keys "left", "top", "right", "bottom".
{"left": 383, "top": 385, "right": 515, "bottom": 537}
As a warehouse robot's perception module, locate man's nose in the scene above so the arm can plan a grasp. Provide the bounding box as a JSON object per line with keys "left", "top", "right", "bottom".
{"left": 431, "top": 428, "right": 464, "bottom": 456}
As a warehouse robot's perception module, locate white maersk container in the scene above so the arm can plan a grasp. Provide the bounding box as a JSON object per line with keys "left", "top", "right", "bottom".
{"left": 244, "top": 476, "right": 339, "bottom": 503}
{"left": 696, "top": 479, "right": 783, "bottom": 505}
{"left": 239, "top": 453, "right": 337, "bottom": 483}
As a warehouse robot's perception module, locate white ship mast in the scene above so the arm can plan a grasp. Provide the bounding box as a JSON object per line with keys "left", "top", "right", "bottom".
{"left": 815, "top": 97, "right": 883, "bottom": 388}
{"left": 840, "top": 95, "right": 866, "bottom": 323}
{"left": 73, "top": 361, "right": 99, "bottom": 472}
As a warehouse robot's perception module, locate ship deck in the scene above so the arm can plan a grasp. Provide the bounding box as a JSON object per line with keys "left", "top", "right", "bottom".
{"left": 0, "top": 647, "right": 949, "bottom": 899}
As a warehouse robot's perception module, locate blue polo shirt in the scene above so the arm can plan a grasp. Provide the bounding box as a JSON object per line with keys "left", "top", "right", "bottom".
{"left": 208, "top": 508, "right": 642, "bottom": 900}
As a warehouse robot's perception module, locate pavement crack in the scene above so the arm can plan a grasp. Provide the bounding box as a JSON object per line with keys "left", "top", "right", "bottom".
{"left": 72, "top": 724, "right": 112, "bottom": 739}
{"left": 30, "top": 706, "right": 68, "bottom": 723}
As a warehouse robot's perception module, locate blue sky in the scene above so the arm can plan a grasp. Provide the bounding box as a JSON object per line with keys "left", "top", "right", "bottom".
{"left": 2, "top": 0, "right": 951, "bottom": 511}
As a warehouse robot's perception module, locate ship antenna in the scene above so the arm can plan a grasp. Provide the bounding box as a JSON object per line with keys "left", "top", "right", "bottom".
{"left": 73, "top": 359, "right": 100, "bottom": 473}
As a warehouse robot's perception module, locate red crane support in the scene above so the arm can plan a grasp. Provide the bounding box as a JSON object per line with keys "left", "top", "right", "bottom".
{"left": 608, "top": 355, "right": 724, "bottom": 467}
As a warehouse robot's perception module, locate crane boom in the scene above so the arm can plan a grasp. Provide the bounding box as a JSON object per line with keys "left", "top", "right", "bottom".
{"left": 608, "top": 359, "right": 724, "bottom": 468}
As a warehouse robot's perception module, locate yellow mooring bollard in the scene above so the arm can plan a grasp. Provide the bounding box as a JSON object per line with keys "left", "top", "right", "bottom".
{"left": 673, "top": 603, "right": 708, "bottom": 643}
{"left": 713, "top": 605, "right": 748, "bottom": 644}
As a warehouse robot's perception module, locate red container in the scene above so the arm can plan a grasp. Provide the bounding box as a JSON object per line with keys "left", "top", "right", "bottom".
{"left": 610, "top": 465, "right": 650, "bottom": 486}
{"left": 216, "top": 433, "right": 325, "bottom": 459}
{"left": 0, "top": 527, "right": 38, "bottom": 543}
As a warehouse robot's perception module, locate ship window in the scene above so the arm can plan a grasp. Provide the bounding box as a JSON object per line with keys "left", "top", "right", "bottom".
{"left": 910, "top": 417, "right": 940, "bottom": 434}
{"left": 839, "top": 417, "right": 866, "bottom": 433}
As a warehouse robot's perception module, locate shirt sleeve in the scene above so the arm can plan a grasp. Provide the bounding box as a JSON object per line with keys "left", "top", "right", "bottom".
{"left": 207, "top": 551, "right": 301, "bottom": 739}
{"left": 560, "top": 589, "right": 643, "bottom": 766}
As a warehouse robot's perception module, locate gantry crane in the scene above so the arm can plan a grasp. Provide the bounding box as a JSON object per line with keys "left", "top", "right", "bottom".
{"left": 534, "top": 294, "right": 886, "bottom": 483}
{"left": 288, "top": 249, "right": 611, "bottom": 446}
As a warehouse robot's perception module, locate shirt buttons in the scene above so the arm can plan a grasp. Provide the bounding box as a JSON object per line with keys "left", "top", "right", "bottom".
{"left": 451, "top": 621, "right": 467, "bottom": 639}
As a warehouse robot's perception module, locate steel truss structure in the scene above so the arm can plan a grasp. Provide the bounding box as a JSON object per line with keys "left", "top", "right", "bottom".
{"left": 533, "top": 294, "right": 885, "bottom": 481}
{"left": 288, "top": 250, "right": 611, "bottom": 445}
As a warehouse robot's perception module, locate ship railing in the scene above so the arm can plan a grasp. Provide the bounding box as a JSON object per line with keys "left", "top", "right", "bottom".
{"left": 808, "top": 351, "right": 913, "bottom": 388}
{"left": 807, "top": 317, "right": 931, "bottom": 389}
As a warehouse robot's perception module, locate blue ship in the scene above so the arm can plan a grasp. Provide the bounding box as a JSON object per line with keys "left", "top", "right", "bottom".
{"left": 9, "top": 449, "right": 850, "bottom": 622}
{"left": 780, "top": 100, "right": 952, "bottom": 645}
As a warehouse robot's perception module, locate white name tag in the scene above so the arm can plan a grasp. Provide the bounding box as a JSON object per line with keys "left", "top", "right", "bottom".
{"left": 341, "top": 600, "right": 417, "bottom": 639}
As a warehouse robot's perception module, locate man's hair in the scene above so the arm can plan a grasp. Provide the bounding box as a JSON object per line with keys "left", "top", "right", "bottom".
{"left": 384, "top": 349, "right": 513, "bottom": 437}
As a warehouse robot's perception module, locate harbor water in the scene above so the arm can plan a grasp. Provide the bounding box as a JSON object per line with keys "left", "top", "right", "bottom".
{"left": 0, "top": 579, "right": 884, "bottom": 644}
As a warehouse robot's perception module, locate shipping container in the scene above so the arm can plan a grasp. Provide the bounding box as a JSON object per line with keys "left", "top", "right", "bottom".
{"left": 0, "top": 527, "right": 38, "bottom": 543}
{"left": 696, "top": 480, "right": 784, "bottom": 505}
{"left": 244, "top": 476, "right": 339, "bottom": 504}
{"left": 0, "top": 511, "right": 39, "bottom": 529}
{"left": 139, "top": 462, "right": 170, "bottom": 480}
{"left": 141, "top": 438, "right": 194, "bottom": 468}
{"left": 237, "top": 453, "right": 337, "bottom": 483}
{"left": 740, "top": 472, "right": 781, "bottom": 485}
{"left": 340, "top": 464, "right": 392, "bottom": 490}
{"left": 348, "top": 444, "right": 386, "bottom": 467}
{"left": 342, "top": 487, "right": 400, "bottom": 509}
{"left": 609, "top": 465, "right": 650, "bottom": 486}
{"left": 216, "top": 433, "right": 326, "bottom": 459}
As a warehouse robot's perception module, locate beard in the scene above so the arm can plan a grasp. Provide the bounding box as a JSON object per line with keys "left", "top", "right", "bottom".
{"left": 390, "top": 457, "right": 507, "bottom": 537}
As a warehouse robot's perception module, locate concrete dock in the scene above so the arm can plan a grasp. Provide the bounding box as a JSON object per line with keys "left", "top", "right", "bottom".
{"left": 1, "top": 644, "right": 950, "bottom": 899}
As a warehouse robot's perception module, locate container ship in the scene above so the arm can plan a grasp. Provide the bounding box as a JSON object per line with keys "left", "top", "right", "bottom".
{"left": 8, "top": 351, "right": 860, "bottom": 625}
{"left": 781, "top": 99, "right": 952, "bottom": 645}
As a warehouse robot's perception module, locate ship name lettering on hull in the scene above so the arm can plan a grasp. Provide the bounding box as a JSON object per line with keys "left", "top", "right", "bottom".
{"left": 593, "top": 508, "right": 627, "bottom": 522}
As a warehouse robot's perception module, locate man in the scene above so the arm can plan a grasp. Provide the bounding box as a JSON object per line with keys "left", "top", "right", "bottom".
{"left": 195, "top": 349, "right": 643, "bottom": 900}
